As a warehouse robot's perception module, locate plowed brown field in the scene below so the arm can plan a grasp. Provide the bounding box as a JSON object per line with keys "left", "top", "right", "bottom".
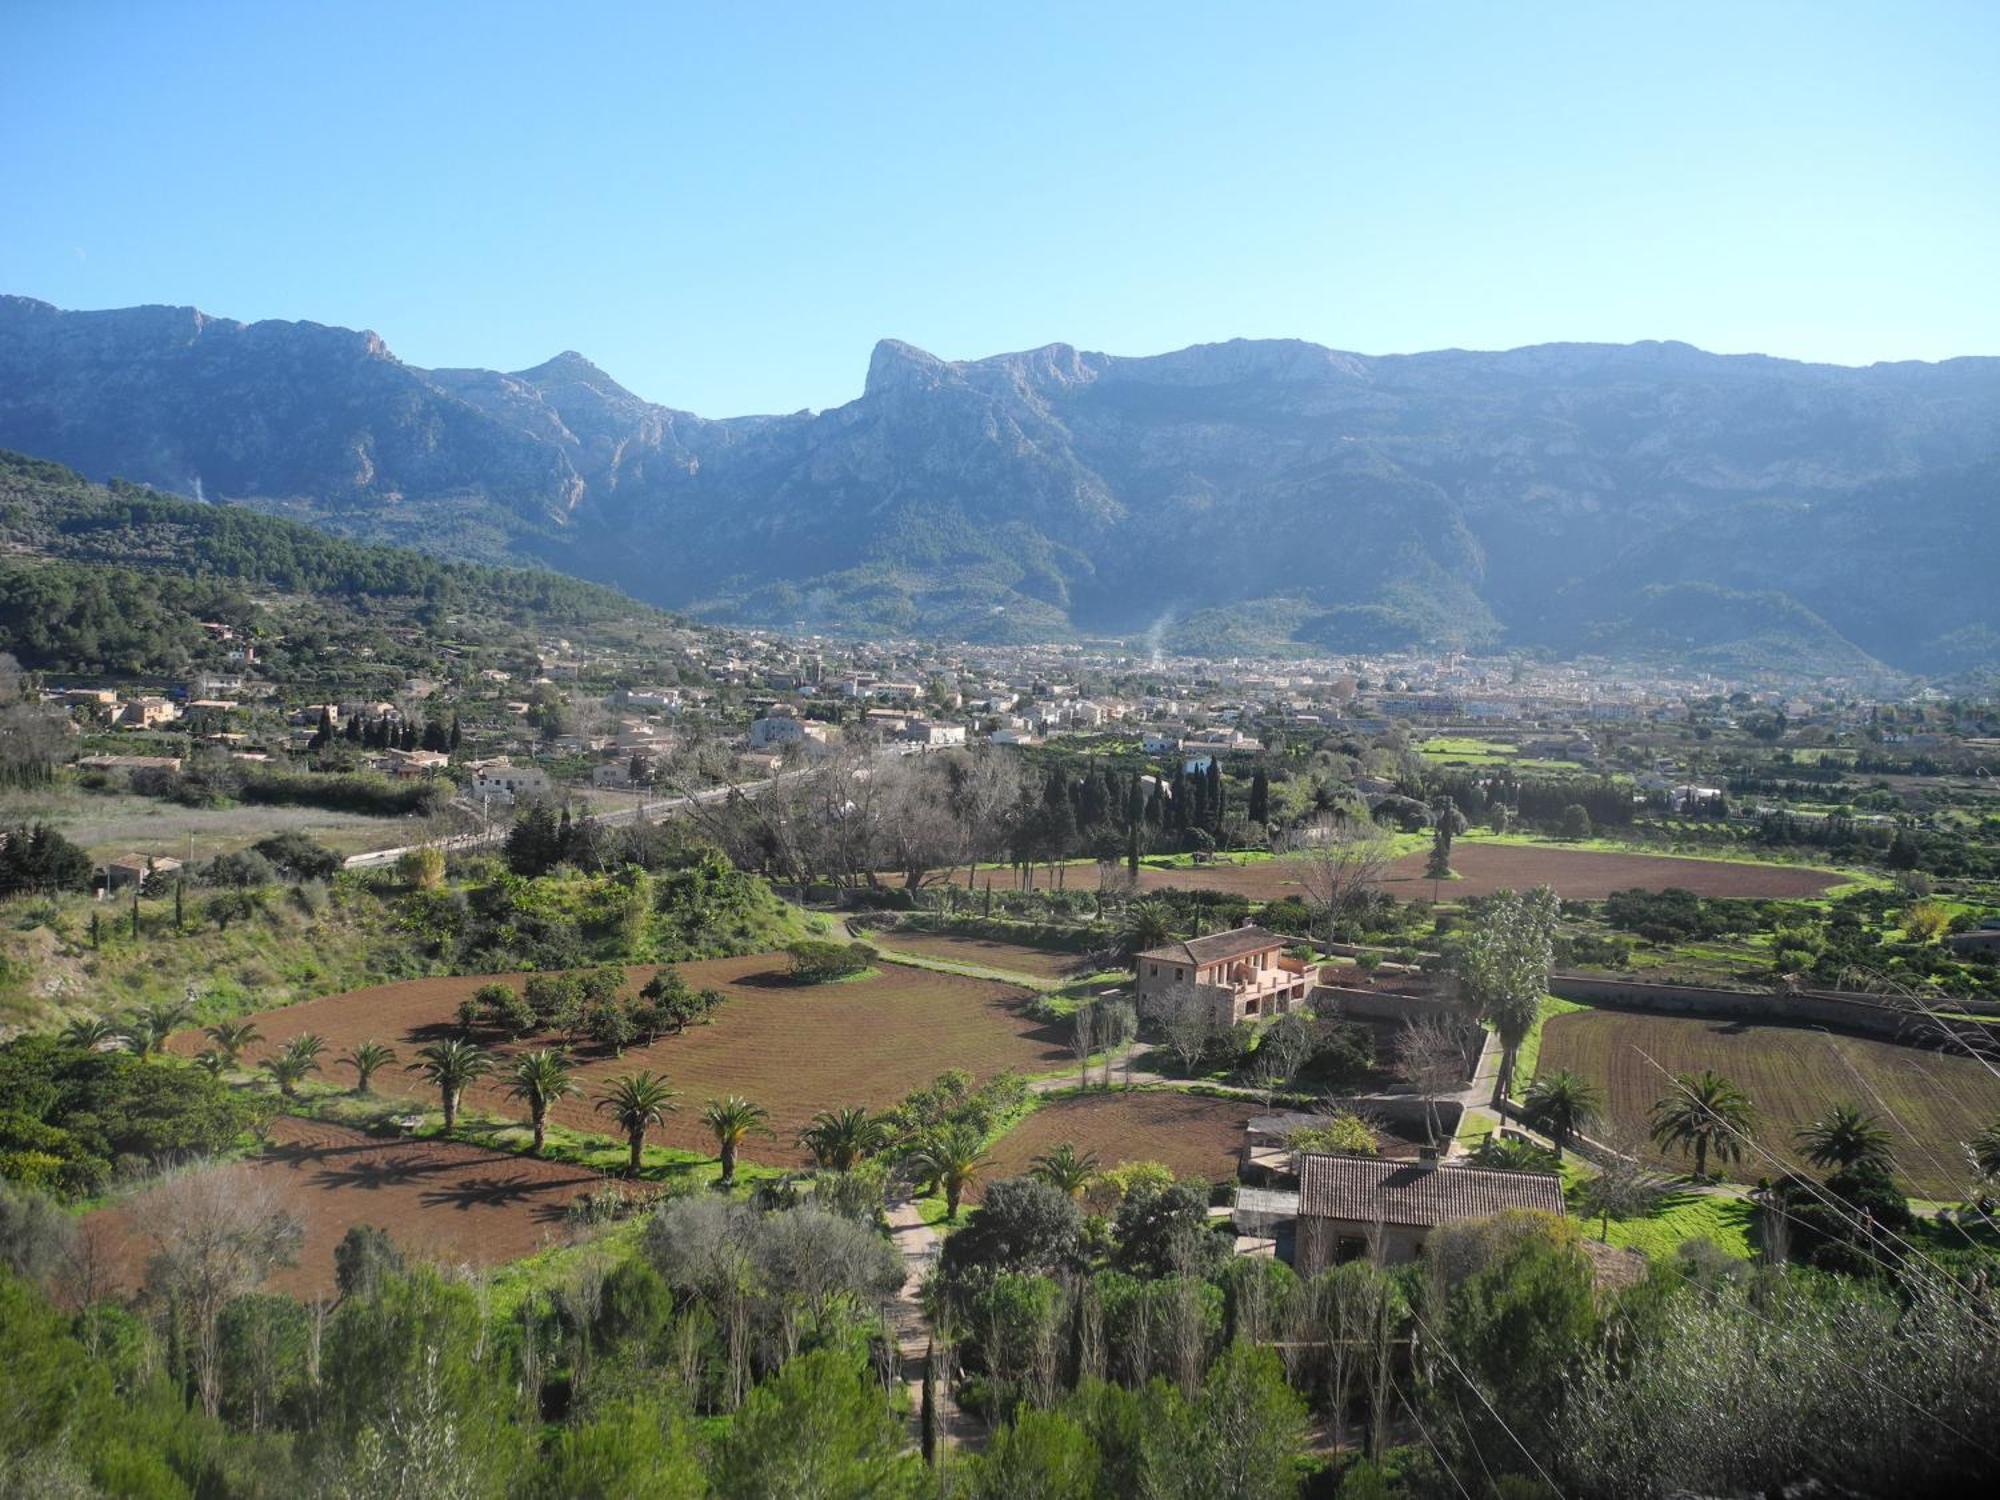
{"left": 1538, "top": 1008, "right": 2000, "bottom": 1198}
{"left": 924, "top": 843, "right": 1840, "bottom": 903}
{"left": 874, "top": 930, "right": 1091, "bottom": 981}
{"left": 984, "top": 1091, "right": 1256, "bottom": 1188}
{"left": 90, "top": 1117, "right": 600, "bottom": 1298}
{"left": 196, "top": 956, "right": 1060, "bottom": 1166}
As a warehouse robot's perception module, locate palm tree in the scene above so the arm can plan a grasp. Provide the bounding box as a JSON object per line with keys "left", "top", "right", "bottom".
{"left": 262, "top": 1037, "right": 321, "bottom": 1098}
{"left": 507, "top": 1050, "right": 579, "bottom": 1156}
{"left": 799, "top": 1106, "right": 887, "bottom": 1171}
{"left": 126, "top": 997, "right": 195, "bottom": 1055}
{"left": 1796, "top": 1102, "right": 1895, "bottom": 1173}
{"left": 340, "top": 1040, "right": 398, "bottom": 1096}
{"left": 909, "top": 1121, "right": 992, "bottom": 1222}
{"left": 1972, "top": 1116, "right": 2000, "bottom": 1183}
{"left": 596, "top": 1071, "right": 678, "bottom": 1176}
{"left": 1649, "top": 1069, "right": 1755, "bottom": 1180}
{"left": 288, "top": 1032, "right": 329, "bottom": 1066}
{"left": 192, "top": 1049, "right": 228, "bottom": 1075}
{"left": 410, "top": 1038, "right": 493, "bottom": 1131}
{"left": 1119, "top": 898, "right": 1176, "bottom": 958}
{"left": 59, "top": 1016, "right": 125, "bottom": 1051}
{"left": 204, "top": 1020, "right": 262, "bottom": 1066}
{"left": 1521, "top": 1069, "right": 1603, "bottom": 1159}
{"left": 702, "top": 1096, "right": 771, "bottom": 1186}
{"left": 1029, "top": 1141, "right": 1100, "bottom": 1199}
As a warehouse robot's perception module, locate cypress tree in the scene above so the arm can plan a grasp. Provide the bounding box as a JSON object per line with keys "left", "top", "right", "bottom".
{"left": 448, "top": 712, "right": 463, "bottom": 752}
{"left": 920, "top": 1342, "right": 938, "bottom": 1467}
{"left": 1248, "top": 767, "right": 1270, "bottom": 825}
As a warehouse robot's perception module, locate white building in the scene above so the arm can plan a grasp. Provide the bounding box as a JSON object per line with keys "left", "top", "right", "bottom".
{"left": 469, "top": 759, "right": 551, "bottom": 802}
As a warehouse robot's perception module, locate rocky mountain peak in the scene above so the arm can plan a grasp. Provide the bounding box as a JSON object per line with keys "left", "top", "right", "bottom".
{"left": 863, "top": 338, "right": 954, "bottom": 398}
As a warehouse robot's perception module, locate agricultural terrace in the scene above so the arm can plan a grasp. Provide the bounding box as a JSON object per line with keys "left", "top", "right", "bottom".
{"left": 983, "top": 1090, "right": 1258, "bottom": 1189}
{"left": 1376, "top": 841, "right": 1843, "bottom": 901}
{"left": 204, "top": 955, "right": 1062, "bottom": 1166}
{"left": 91, "top": 1118, "right": 598, "bottom": 1299}
{"left": 1537, "top": 1007, "right": 2000, "bottom": 1199}
{"left": 871, "top": 929, "right": 1090, "bottom": 982}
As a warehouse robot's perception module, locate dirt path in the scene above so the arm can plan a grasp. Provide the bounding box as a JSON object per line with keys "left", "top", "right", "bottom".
{"left": 885, "top": 1197, "right": 977, "bottom": 1453}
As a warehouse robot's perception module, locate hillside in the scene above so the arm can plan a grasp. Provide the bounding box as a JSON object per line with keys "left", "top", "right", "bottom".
{"left": 3, "top": 295, "right": 1998, "bottom": 669}
{"left": 0, "top": 449, "right": 674, "bottom": 678}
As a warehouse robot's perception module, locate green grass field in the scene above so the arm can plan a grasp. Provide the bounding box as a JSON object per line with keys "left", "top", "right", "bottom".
{"left": 0, "top": 784, "right": 421, "bottom": 861}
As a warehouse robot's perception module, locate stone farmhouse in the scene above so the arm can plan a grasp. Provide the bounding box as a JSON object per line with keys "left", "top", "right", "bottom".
{"left": 1134, "top": 923, "right": 1319, "bottom": 1024}
{"left": 1285, "top": 1153, "right": 1565, "bottom": 1268}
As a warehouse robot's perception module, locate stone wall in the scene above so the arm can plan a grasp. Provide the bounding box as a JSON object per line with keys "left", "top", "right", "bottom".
{"left": 1544, "top": 973, "right": 2000, "bottom": 1049}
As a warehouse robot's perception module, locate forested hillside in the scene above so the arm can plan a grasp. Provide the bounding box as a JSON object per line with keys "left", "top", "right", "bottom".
{"left": 0, "top": 450, "right": 665, "bottom": 675}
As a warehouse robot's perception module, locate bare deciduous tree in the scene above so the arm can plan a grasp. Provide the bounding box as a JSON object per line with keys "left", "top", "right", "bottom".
{"left": 1158, "top": 989, "right": 1220, "bottom": 1076}
{"left": 143, "top": 1163, "right": 303, "bottom": 1419}
{"left": 1070, "top": 1003, "right": 1097, "bottom": 1090}
{"left": 1576, "top": 1126, "right": 1670, "bottom": 1241}
{"left": 1285, "top": 817, "right": 1392, "bottom": 947}
{"left": 1394, "top": 1015, "right": 1472, "bottom": 1148}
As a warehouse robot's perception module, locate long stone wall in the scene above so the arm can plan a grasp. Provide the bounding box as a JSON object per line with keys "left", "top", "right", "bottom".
{"left": 1544, "top": 973, "right": 2000, "bottom": 1050}
{"left": 1315, "top": 969, "right": 2000, "bottom": 1054}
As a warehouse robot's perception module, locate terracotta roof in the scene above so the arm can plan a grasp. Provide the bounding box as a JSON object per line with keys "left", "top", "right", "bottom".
{"left": 1295, "top": 1153, "right": 1565, "bottom": 1228}
{"left": 1137, "top": 923, "right": 1288, "bottom": 967}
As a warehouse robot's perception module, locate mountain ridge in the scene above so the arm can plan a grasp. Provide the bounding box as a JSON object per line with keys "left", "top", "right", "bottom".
{"left": 2, "top": 293, "right": 1997, "bottom": 671}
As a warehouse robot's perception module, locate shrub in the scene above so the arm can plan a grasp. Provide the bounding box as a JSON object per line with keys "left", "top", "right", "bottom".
{"left": 397, "top": 846, "right": 446, "bottom": 891}
{"left": 786, "top": 939, "right": 876, "bottom": 984}
{"left": 1286, "top": 1111, "right": 1380, "bottom": 1156}
{"left": 1470, "top": 1135, "right": 1560, "bottom": 1174}
{"left": 251, "top": 832, "right": 343, "bottom": 882}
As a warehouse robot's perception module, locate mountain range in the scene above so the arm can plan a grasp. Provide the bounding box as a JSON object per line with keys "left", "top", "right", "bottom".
{"left": 2, "top": 292, "right": 1997, "bottom": 673}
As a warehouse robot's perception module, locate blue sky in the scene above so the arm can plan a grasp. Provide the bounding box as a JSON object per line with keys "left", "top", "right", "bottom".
{"left": 4, "top": 1, "right": 1995, "bottom": 414}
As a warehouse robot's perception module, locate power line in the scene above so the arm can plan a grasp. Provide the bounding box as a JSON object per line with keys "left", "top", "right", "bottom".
{"left": 1403, "top": 1299, "right": 1569, "bottom": 1500}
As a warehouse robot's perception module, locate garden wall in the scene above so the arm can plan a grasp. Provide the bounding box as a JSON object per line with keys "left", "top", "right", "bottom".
{"left": 1544, "top": 973, "right": 2000, "bottom": 1049}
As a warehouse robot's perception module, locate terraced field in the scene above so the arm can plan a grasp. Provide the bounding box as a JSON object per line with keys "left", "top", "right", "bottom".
{"left": 92, "top": 1117, "right": 598, "bottom": 1299}
{"left": 195, "top": 955, "right": 1062, "bottom": 1166}
{"left": 873, "top": 929, "right": 1091, "bottom": 981}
